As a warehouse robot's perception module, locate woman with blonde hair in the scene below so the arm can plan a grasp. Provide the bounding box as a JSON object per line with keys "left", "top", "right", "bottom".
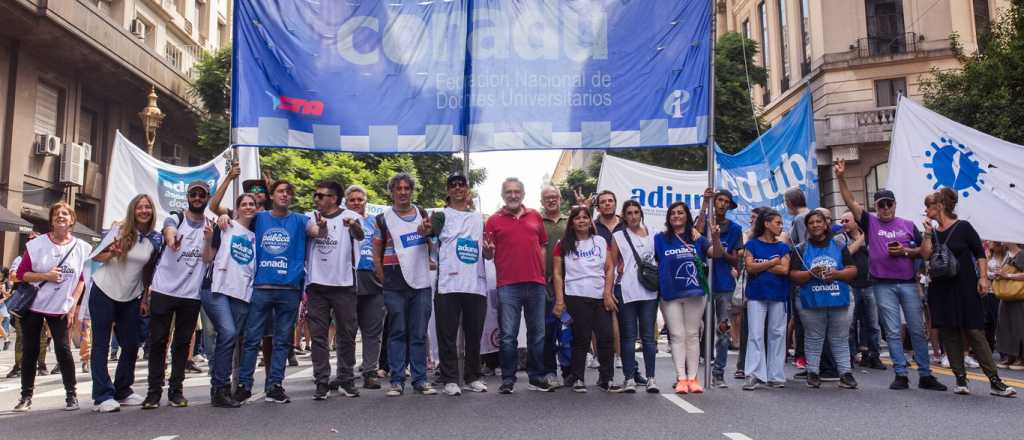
{"left": 88, "top": 194, "right": 163, "bottom": 413}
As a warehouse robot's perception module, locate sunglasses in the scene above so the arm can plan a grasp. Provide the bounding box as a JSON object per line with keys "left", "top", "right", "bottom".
{"left": 314, "top": 192, "right": 337, "bottom": 199}
{"left": 876, "top": 200, "right": 894, "bottom": 209}
{"left": 447, "top": 181, "right": 468, "bottom": 189}
{"left": 248, "top": 187, "right": 266, "bottom": 194}
{"left": 188, "top": 191, "right": 208, "bottom": 198}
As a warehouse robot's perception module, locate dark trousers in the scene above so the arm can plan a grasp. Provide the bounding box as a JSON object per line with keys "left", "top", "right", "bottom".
{"left": 88, "top": 285, "right": 142, "bottom": 404}
{"left": 736, "top": 307, "right": 748, "bottom": 372}
{"left": 20, "top": 310, "right": 76, "bottom": 398}
{"left": 565, "top": 296, "right": 614, "bottom": 384}
{"left": 938, "top": 327, "right": 999, "bottom": 380}
{"left": 356, "top": 270, "right": 386, "bottom": 374}
{"left": 543, "top": 297, "right": 561, "bottom": 377}
{"left": 435, "top": 292, "right": 487, "bottom": 384}
{"left": 146, "top": 291, "right": 201, "bottom": 395}
{"left": 13, "top": 315, "right": 48, "bottom": 370}
{"left": 306, "top": 284, "right": 358, "bottom": 385}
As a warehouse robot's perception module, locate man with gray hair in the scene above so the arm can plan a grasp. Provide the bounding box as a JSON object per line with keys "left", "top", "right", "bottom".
{"left": 344, "top": 184, "right": 386, "bottom": 390}
{"left": 483, "top": 177, "right": 555, "bottom": 394}
{"left": 373, "top": 173, "right": 436, "bottom": 396}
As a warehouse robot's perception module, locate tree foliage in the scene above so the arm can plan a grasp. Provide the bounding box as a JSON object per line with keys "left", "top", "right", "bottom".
{"left": 922, "top": 1, "right": 1024, "bottom": 144}
{"left": 188, "top": 47, "right": 485, "bottom": 211}
{"left": 608, "top": 32, "right": 768, "bottom": 170}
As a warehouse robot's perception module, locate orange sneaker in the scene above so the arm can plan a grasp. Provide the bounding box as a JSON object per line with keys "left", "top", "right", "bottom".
{"left": 688, "top": 379, "right": 704, "bottom": 394}
{"left": 674, "top": 378, "right": 690, "bottom": 394}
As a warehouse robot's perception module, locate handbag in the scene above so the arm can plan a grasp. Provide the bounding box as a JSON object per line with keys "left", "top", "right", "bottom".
{"left": 994, "top": 263, "right": 1024, "bottom": 301}
{"left": 622, "top": 229, "right": 659, "bottom": 292}
{"left": 928, "top": 221, "right": 959, "bottom": 281}
{"left": 8, "top": 244, "right": 77, "bottom": 318}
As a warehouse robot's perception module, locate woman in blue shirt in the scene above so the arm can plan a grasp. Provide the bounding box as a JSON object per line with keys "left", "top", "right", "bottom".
{"left": 654, "top": 201, "right": 722, "bottom": 395}
{"left": 742, "top": 209, "right": 790, "bottom": 390}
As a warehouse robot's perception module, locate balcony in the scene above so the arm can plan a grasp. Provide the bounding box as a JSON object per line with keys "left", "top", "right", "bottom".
{"left": 855, "top": 32, "right": 918, "bottom": 57}
{"left": 817, "top": 106, "right": 896, "bottom": 148}
{"left": 821, "top": 32, "right": 954, "bottom": 70}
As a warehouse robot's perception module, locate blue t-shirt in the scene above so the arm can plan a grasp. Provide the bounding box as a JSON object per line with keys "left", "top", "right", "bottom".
{"left": 254, "top": 211, "right": 310, "bottom": 288}
{"left": 744, "top": 238, "right": 791, "bottom": 302}
{"left": 355, "top": 215, "right": 377, "bottom": 271}
{"left": 654, "top": 232, "right": 710, "bottom": 301}
{"left": 701, "top": 220, "right": 743, "bottom": 293}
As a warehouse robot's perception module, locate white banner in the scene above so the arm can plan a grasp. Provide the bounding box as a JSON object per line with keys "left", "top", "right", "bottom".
{"left": 596, "top": 154, "right": 708, "bottom": 233}
{"left": 101, "top": 131, "right": 261, "bottom": 229}
{"left": 888, "top": 97, "right": 1024, "bottom": 243}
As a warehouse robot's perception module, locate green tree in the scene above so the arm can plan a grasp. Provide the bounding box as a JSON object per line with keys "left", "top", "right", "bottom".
{"left": 609, "top": 32, "right": 768, "bottom": 170}
{"left": 922, "top": 1, "right": 1024, "bottom": 144}
{"left": 190, "top": 47, "right": 232, "bottom": 158}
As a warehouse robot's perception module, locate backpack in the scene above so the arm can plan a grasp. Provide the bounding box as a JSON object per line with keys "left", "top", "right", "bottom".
{"left": 142, "top": 211, "right": 182, "bottom": 289}
{"left": 928, "top": 221, "right": 960, "bottom": 281}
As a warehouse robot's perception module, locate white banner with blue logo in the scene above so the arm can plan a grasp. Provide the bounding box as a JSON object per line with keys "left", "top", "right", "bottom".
{"left": 231, "top": 0, "right": 710, "bottom": 152}
{"left": 596, "top": 155, "right": 707, "bottom": 233}
{"left": 888, "top": 97, "right": 1024, "bottom": 243}
{"left": 715, "top": 92, "right": 819, "bottom": 231}
{"left": 101, "top": 131, "right": 261, "bottom": 228}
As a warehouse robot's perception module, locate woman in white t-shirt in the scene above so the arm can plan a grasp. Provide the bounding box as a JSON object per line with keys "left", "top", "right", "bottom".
{"left": 612, "top": 200, "right": 659, "bottom": 393}
{"left": 13, "top": 202, "right": 92, "bottom": 412}
{"left": 552, "top": 206, "right": 620, "bottom": 393}
{"left": 89, "top": 194, "right": 161, "bottom": 413}
{"left": 201, "top": 193, "right": 258, "bottom": 408}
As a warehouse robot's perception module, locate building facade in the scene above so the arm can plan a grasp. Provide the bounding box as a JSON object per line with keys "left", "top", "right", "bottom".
{"left": 0, "top": 0, "right": 231, "bottom": 264}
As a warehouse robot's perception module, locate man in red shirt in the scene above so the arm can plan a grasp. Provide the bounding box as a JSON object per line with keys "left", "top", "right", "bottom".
{"left": 483, "top": 177, "right": 554, "bottom": 394}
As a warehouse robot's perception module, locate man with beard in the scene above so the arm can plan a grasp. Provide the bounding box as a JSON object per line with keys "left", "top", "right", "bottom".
{"left": 142, "top": 180, "right": 213, "bottom": 409}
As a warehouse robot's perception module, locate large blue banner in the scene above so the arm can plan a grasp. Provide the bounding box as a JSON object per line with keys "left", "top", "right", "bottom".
{"left": 715, "top": 92, "right": 818, "bottom": 231}
{"left": 232, "top": 0, "right": 710, "bottom": 153}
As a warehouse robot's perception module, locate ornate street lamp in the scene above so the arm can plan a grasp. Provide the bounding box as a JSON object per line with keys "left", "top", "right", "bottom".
{"left": 138, "top": 85, "right": 165, "bottom": 155}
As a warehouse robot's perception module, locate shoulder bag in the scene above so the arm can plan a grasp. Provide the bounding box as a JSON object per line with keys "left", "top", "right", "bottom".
{"left": 8, "top": 244, "right": 77, "bottom": 318}
{"left": 622, "top": 229, "right": 659, "bottom": 292}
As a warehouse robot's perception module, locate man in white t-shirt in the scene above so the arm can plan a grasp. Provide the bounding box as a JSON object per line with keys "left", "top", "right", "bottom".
{"left": 305, "top": 181, "right": 364, "bottom": 400}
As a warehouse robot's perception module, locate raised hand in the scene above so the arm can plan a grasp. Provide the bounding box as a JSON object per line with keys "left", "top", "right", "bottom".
{"left": 833, "top": 159, "right": 846, "bottom": 178}
{"left": 203, "top": 219, "right": 215, "bottom": 241}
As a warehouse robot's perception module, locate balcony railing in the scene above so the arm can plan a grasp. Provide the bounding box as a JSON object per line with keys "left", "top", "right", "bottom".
{"left": 854, "top": 32, "right": 918, "bottom": 58}
{"left": 825, "top": 106, "right": 896, "bottom": 132}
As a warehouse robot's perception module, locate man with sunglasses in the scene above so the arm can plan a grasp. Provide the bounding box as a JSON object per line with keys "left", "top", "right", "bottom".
{"left": 142, "top": 180, "right": 213, "bottom": 409}
{"left": 210, "top": 163, "right": 271, "bottom": 216}
{"left": 835, "top": 159, "right": 945, "bottom": 391}
{"left": 305, "top": 181, "right": 364, "bottom": 400}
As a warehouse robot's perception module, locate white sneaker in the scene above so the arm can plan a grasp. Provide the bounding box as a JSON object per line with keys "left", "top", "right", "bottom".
{"left": 444, "top": 383, "right": 462, "bottom": 396}
{"left": 193, "top": 354, "right": 208, "bottom": 364}
{"left": 587, "top": 354, "right": 600, "bottom": 369}
{"left": 94, "top": 399, "right": 120, "bottom": 413}
{"left": 615, "top": 357, "right": 623, "bottom": 369}
{"left": 117, "top": 393, "right": 145, "bottom": 406}
{"left": 623, "top": 379, "right": 637, "bottom": 393}
{"left": 545, "top": 373, "right": 563, "bottom": 389}
{"left": 941, "top": 355, "right": 951, "bottom": 368}
{"left": 645, "top": 378, "right": 660, "bottom": 394}
{"left": 965, "top": 355, "right": 981, "bottom": 369}
{"left": 465, "top": 380, "right": 488, "bottom": 393}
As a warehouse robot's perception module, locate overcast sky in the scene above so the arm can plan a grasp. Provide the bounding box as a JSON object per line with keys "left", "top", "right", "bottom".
{"left": 471, "top": 150, "right": 562, "bottom": 213}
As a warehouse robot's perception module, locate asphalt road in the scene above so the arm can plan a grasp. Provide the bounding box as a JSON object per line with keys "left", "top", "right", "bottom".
{"left": 1, "top": 345, "right": 1023, "bottom": 440}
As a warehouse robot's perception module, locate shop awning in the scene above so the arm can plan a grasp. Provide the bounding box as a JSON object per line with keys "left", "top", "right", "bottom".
{"left": 0, "top": 205, "right": 34, "bottom": 234}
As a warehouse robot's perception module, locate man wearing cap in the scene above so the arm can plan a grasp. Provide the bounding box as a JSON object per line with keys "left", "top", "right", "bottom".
{"left": 210, "top": 163, "right": 270, "bottom": 216}
{"left": 422, "top": 173, "right": 489, "bottom": 396}
{"left": 696, "top": 187, "right": 744, "bottom": 388}
{"left": 142, "top": 180, "right": 213, "bottom": 409}
{"left": 835, "top": 160, "right": 946, "bottom": 391}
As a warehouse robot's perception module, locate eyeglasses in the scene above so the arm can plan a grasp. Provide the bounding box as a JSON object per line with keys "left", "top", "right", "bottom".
{"left": 447, "top": 181, "right": 468, "bottom": 189}
{"left": 188, "top": 191, "right": 208, "bottom": 198}
{"left": 876, "top": 200, "right": 894, "bottom": 209}
{"left": 248, "top": 187, "right": 266, "bottom": 194}
{"left": 314, "top": 192, "right": 336, "bottom": 199}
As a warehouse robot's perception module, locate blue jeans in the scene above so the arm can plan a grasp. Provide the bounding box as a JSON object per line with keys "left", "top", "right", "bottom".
{"left": 88, "top": 284, "right": 142, "bottom": 404}
{"left": 383, "top": 287, "right": 432, "bottom": 387}
{"left": 239, "top": 288, "right": 300, "bottom": 391}
{"left": 711, "top": 292, "right": 733, "bottom": 376}
{"left": 618, "top": 298, "right": 659, "bottom": 380}
{"left": 874, "top": 282, "right": 932, "bottom": 377}
{"left": 850, "top": 286, "right": 882, "bottom": 357}
{"left": 497, "top": 282, "right": 547, "bottom": 385}
{"left": 798, "top": 301, "right": 853, "bottom": 375}
{"left": 200, "top": 289, "right": 250, "bottom": 388}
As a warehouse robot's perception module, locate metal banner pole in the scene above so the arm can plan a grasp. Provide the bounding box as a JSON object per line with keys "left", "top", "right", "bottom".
{"left": 703, "top": 0, "right": 718, "bottom": 389}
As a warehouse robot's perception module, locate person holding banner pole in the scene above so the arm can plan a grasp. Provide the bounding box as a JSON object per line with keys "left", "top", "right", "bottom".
{"left": 834, "top": 159, "right": 947, "bottom": 392}
{"left": 345, "top": 185, "right": 386, "bottom": 389}
{"left": 696, "top": 188, "right": 743, "bottom": 388}
{"left": 612, "top": 200, "right": 659, "bottom": 393}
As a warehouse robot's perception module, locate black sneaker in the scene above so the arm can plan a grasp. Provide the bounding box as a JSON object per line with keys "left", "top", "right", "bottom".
{"left": 5, "top": 367, "right": 20, "bottom": 378}
{"left": 141, "top": 392, "right": 161, "bottom": 409}
{"left": 232, "top": 386, "right": 252, "bottom": 404}
{"left": 288, "top": 354, "right": 299, "bottom": 367}
{"left": 806, "top": 373, "right": 821, "bottom": 388}
{"left": 528, "top": 377, "right": 555, "bottom": 392}
{"left": 990, "top": 378, "right": 1017, "bottom": 398}
{"left": 597, "top": 381, "right": 623, "bottom": 393}
{"left": 953, "top": 375, "right": 970, "bottom": 395}
{"left": 918, "top": 375, "right": 948, "bottom": 391}
{"left": 64, "top": 394, "right": 79, "bottom": 411}
{"left": 711, "top": 373, "right": 727, "bottom": 389}
{"left": 498, "top": 383, "right": 514, "bottom": 394}
{"left": 13, "top": 396, "right": 31, "bottom": 412}
{"left": 168, "top": 392, "right": 188, "bottom": 408}
{"left": 50, "top": 364, "right": 61, "bottom": 375}
{"left": 185, "top": 361, "right": 203, "bottom": 374}
{"left": 313, "top": 383, "right": 330, "bottom": 401}
{"left": 733, "top": 369, "right": 745, "bottom": 379}
{"left": 866, "top": 356, "right": 887, "bottom": 370}
{"left": 793, "top": 370, "right": 808, "bottom": 379}
{"left": 265, "top": 384, "right": 291, "bottom": 403}
{"left": 633, "top": 373, "right": 649, "bottom": 386}
{"left": 838, "top": 373, "right": 858, "bottom": 389}
{"left": 889, "top": 375, "right": 910, "bottom": 390}
{"left": 363, "top": 374, "right": 382, "bottom": 390}
{"left": 211, "top": 386, "right": 241, "bottom": 408}
{"left": 337, "top": 380, "right": 360, "bottom": 397}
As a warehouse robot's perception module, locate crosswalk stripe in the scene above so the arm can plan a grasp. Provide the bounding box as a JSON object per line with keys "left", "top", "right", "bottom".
{"left": 660, "top": 393, "right": 704, "bottom": 414}
{"left": 723, "top": 433, "right": 754, "bottom": 440}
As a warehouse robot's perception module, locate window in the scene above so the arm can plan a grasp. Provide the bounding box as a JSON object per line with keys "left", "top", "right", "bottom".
{"left": 865, "top": 0, "right": 906, "bottom": 55}
{"left": 974, "top": 0, "right": 992, "bottom": 50}
{"left": 874, "top": 77, "right": 906, "bottom": 107}
{"left": 34, "top": 82, "right": 63, "bottom": 136}
{"left": 743, "top": 18, "right": 751, "bottom": 40}
{"left": 865, "top": 162, "right": 889, "bottom": 210}
{"left": 759, "top": 1, "right": 771, "bottom": 104}
{"left": 776, "top": 0, "right": 791, "bottom": 92}
{"left": 799, "top": 0, "right": 811, "bottom": 76}
{"left": 165, "top": 42, "right": 184, "bottom": 70}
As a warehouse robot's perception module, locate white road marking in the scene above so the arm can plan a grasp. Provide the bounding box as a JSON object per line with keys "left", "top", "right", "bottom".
{"left": 660, "top": 393, "right": 704, "bottom": 414}
{"left": 150, "top": 436, "right": 179, "bottom": 440}
{"left": 723, "top": 433, "right": 753, "bottom": 440}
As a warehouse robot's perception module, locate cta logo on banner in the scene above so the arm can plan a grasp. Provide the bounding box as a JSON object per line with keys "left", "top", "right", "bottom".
{"left": 156, "top": 166, "right": 220, "bottom": 213}
{"left": 596, "top": 155, "right": 707, "bottom": 233}
{"left": 715, "top": 92, "right": 818, "bottom": 231}
{"left": 232, "top": 0, "right": 711, "bottom": 152}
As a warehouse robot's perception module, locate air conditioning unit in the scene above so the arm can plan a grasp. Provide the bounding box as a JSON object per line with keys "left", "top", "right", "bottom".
{"left": 130, "top": 18, "right": 147, "bottom": 38}
{"left": 60, "top": 142, "right": 85, "bottom": 186}
{"left": 34, "top": 134, "right": 61, "bottom": 156}
{"left": 79, "top": 142, "right": 93, "bottom": 162}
